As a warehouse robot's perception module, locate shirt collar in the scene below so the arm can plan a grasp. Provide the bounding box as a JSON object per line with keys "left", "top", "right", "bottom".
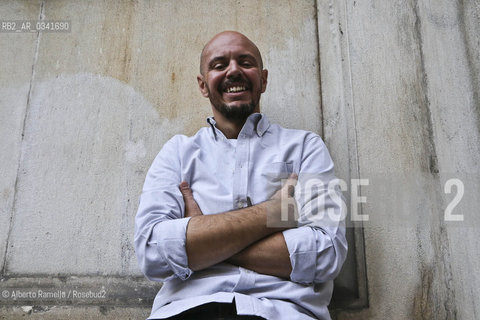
{"left": 206, "top": 113, "right": 271, "bottom": 140}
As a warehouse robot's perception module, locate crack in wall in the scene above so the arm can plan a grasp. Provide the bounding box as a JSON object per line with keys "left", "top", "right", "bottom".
{"left": 413, "top": 264, "right": 434, "bottom": 320}
{"left": 313, "top": 0, "right": 325, "bottom": 140}
{"left": 412, "top": 0, "right": 439, "bottom": 177}
{"left": 1, "top": 0, "right": 45, "bottom": 276}
{"left": 412, "top": 1, "right": 459, "bottom": 319}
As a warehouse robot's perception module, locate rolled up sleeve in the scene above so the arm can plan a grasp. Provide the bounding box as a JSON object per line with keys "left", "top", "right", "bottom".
{"left": 283, "top": 225, "right": 346, "bottom": 284}
{"left": 283, "top": 135, "right": 348, "bottom": 285}
{"left": 134, "top": 135, "right": 193, "bottom": 282}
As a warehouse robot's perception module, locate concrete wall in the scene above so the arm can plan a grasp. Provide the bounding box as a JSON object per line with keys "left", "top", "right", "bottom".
{"left": 319, "top": 0, "right": 480, "bottom": 319}
{"left": 0, "top": 0, "right": 478, "bottom": 319}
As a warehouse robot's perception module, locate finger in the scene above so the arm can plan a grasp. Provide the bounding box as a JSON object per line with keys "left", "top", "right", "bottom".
{"left": 179, "top": 181, "right": 195, "bottom": 200}
{"left": 179, "top": 181, "right": 203, "bottom": 217}
{"left": 284, "top": 173, "right": 298, "bottom": 188}
{"left": 287, "top": 173, "right": 298, "bottom": 183}
{"left": 281, "top": 174, "right": 298, "bottom": 197}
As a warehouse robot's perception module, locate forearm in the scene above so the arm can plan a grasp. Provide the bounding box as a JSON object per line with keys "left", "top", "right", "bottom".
{"left": 227, "top": 232, "right": 292, "bottom": 279}
{"left": 186, "top": 200, "right": 282, "bottom": 271}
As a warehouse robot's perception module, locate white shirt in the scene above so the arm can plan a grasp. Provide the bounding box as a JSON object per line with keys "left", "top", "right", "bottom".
{"left": 135, "top": 113, "right": 347, "bottom": 319}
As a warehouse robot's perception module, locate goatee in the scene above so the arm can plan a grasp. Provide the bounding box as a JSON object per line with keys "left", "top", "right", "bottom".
{"left": 213, "top": 102, "right": 256, "bottom": 122}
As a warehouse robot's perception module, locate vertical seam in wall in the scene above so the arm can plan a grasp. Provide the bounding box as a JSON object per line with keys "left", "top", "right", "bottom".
{"left": 313, "top": 0, "right": 324, "bottom": 139}
{"left": 120, "top": 115, "right": 134, "bottom": 275}
{"left": 120, "top": 0, "right": 138, "bottom": 275}
{"left": 412, "top": 1, "right": 458, "bottom": 318}
{"left": 1, "top": 0, "right": 45, "bottom": 276}
{"left": 341, "top": 0, "right": 369, "bottom": 308}
{"left": 341, "top": 0, "right": 364, "bottom": 210}
{"left": 412, "top": 0, "right": 439, "bottom": 176}
{"left": 342, "top": 0, "right": 361, "bottom": 189}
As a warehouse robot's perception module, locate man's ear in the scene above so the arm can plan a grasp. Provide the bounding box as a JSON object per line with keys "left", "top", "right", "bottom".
{"left": 261, "top": 69, "right": 268, "bottom": 93}
{"left": 197, "top": 75, "right": 209, "bottom": 98}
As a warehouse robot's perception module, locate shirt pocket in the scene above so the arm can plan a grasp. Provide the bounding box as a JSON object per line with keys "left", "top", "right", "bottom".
{"left": 265, "top": 161, "right": 293, "bottom": 175}
{"left": 260, "top": 161, "right": 294, "bottom": 197}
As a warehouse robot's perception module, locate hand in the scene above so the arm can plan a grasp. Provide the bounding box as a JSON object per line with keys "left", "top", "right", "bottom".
{"left": 267, "top": 173, "right": 299, "bottom": 229}
{"left": 179, "top": 181, "right": 203, "bottom": 217}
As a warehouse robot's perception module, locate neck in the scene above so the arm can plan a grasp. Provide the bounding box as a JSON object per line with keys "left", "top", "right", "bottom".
{"left": 211, "top": 107, "right": 261, "bottom": 139}
{"left": 211, "top": 103, "right": 261, "bottom": 138}
{"left": 212, "top": 112, "right": 247, "bottom": 139}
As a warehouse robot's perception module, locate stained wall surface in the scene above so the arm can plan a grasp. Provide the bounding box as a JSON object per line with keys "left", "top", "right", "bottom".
{"left": 0, "top": 0, "right": 478, "bottom": 319}
{"left": 318, "top": 1, "right": 480, "bottom": 319}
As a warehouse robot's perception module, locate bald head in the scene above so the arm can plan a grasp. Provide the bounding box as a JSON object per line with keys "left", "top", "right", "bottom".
{"left": 199, "top": 31, "right": 263, "bottom": 75}
{"left": 196, "top": 30, "right": 268, "bottom": 124}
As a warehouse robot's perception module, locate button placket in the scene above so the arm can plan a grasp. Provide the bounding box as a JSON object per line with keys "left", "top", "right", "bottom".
{"left": 240, "top": 136, "right": 249, "bottom": 207}
{"left": 232, "top": 133, "right": 249, "bottom": 209}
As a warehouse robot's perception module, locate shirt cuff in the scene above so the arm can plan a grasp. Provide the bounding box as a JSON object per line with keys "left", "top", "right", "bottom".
{"left": 152, "top": 217, "right": 193, "bottom": 280}
{"left": 282, "top": 227, "right": 317, "bottom": 284}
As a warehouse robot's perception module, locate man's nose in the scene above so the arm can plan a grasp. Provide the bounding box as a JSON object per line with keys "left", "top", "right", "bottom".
{"left": 226, "top": 61, "right": 241, "bottom": 78}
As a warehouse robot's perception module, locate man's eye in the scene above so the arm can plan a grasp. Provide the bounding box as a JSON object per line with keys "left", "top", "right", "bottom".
{"left": 213, "top": 64, "right": 225, "bottom": 69}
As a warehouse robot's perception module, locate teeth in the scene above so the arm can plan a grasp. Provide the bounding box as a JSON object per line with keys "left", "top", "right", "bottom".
{"left": 226, "top": 86, "right": 246, "bottom": 93}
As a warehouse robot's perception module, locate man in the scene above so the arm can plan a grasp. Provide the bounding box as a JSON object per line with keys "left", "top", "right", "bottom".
{"left": 135, "top": 31, "right": 347, "bottom": 320}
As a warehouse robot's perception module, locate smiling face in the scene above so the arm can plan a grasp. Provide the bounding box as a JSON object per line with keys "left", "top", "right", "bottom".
{"left": 197, "top": 32, "right": 268, "bottom": 122}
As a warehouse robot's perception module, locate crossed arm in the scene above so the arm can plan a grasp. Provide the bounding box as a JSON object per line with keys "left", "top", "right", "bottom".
{"left": 179, "top": 178, "right": 297, "bottom": 279}
{"left": 135, "top": 135, "right": 348, "bottom": 284}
